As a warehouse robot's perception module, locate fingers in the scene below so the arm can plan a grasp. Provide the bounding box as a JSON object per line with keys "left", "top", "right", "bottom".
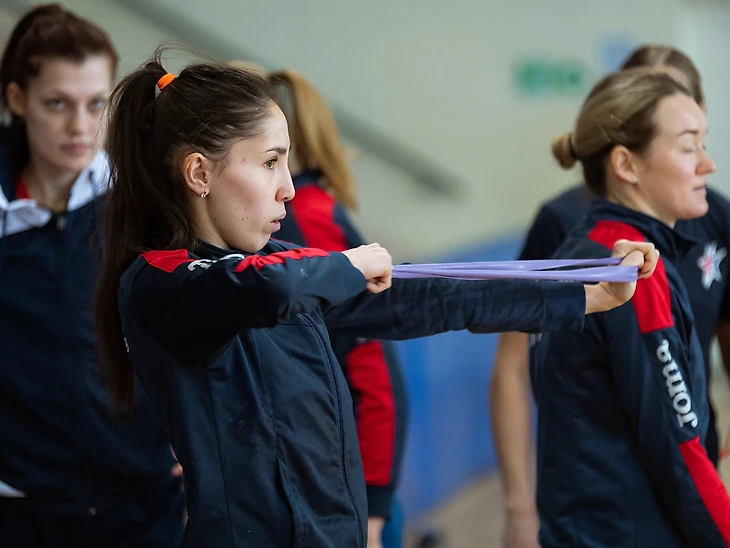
{"left": 612, "top": 239, "right": 660, "bottom": 280}
{"left": 365, "top": 260, "right": 393, "bottom": 293}
{"left": 380, "top": 263, "right": 393, "bottom": 288}
{"left": 365, "top": 273, "right": 392, "bottom": 294}
{"left": 638, "top": 248, "right": 660, "bottom": 279}
{"left": 342, "top": 243, "right": 392, "bottom": 284}
{"left": 611, "top": 239, "right": 655, "bottom": 259}
{"left": 617, "top": 249, "right": 645, "bottom": 268}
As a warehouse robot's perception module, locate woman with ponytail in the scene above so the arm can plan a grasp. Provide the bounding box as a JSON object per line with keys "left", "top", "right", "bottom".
{"left": 0, "top": 4, "right": 184, "bottom": 547}
{"left": 490, "top": 45, "right": 730, "bottom": 548}
{"left": 531, "top": 69, "right": 728, "bottom": 547}
{"left": 96, "top": 48, "right": 655, "bottom": 547}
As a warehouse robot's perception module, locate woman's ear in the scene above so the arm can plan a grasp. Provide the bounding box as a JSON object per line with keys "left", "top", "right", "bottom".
{"left": 608, "top": 145, "right": 640, "bottom": 186}
{"left": 181, "top": 152, "right": 212, "bottom": 198}
{"left": 5, "top": 82, "right": 27, "bottom": 119}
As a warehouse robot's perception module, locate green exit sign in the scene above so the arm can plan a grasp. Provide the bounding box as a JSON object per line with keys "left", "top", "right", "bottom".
{"left": 512, "top": 58, "right": 593, "bottom": 98}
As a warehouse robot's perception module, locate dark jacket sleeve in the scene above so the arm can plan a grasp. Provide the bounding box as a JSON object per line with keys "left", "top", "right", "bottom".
{"left": 324, "top": 277, "right": 586, "bottom": 340}
{"left": 604, "top": 265, "right": 730, "bottom": 546}
{"left": 121, "top": 247, "right": 366, "bottom": 364}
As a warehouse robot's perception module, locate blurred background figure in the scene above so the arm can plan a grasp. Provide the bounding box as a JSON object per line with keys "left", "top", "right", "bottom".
{"left": 0, "top": 4, "right": 184, "bottom": 547}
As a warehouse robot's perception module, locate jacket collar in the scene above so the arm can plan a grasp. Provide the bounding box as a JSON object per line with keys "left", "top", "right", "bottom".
{"left": 292, "top": 169, "right": 322, "bottom": 189}
{"left": 0, "top": 127, "right": 110, "bottom": 237}
{"left": 587, "top": 199, "right": 698, "bottom": 262}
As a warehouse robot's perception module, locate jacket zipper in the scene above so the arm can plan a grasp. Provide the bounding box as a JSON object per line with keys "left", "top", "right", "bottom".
{"left": 56, "top": 212, "right": 96, "bottom": 516}
{"left": 302, "top": 314, "right": 365, "bottom": 547}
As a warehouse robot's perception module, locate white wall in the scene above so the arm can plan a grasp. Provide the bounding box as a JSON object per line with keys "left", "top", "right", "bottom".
{"left": 677, "top": 0, "right": 730, "bottom": 198}
{"left": 0, "top": 7, "right": 18, "bottom": 39}
{"left": 139, "top": 0, "right": 683, "bottom": 259}
{"left": 16, "top": 0, "right": 177, "bottom": 70}
{"left": 14, "top": 0, "right": 726, "bottom": 261}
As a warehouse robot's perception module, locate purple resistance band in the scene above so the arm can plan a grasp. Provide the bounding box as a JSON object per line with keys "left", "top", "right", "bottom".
{"left": 392, "top": 257, "right": 638, "bottom": 283}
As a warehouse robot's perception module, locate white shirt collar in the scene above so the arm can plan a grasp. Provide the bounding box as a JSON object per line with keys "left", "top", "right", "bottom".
{"left": 0, "top": 150, "right": 110, "bottom": 237}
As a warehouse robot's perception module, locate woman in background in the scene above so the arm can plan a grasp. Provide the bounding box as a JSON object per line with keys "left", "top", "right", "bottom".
{"left": 534, "top": 68, "right": 725, "bottom": 546}
{"left": 489, "top": 45, "right": 730, "bottom": 548}
{"left": 0, "top": 5, "right": 184, "bottom": 547}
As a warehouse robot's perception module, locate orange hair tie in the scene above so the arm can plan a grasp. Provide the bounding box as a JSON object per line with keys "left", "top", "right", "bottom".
{"left": 157, "top": 73, "right": 176, "bottom": 91}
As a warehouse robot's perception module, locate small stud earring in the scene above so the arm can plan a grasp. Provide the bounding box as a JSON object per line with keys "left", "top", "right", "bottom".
{"left": 633, "top": 176, "right": 638, "bottom": 183}
{"left": 200, "top": 189, "right": 208, "bottom": 198}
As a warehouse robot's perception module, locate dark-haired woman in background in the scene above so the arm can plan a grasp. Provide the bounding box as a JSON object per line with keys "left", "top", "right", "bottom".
{"left": 0, "top": 5, "right": 184, "bottom": 547}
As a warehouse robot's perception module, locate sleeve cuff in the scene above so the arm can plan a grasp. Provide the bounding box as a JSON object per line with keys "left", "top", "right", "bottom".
{"left": 332, "top": 252, "right": 367, "bottom": 302}
{"left": 541, "top": 281, "right": 585, "bottom": 332}
{"left": 366, "top": 485, "right": 395, "bottom": 518}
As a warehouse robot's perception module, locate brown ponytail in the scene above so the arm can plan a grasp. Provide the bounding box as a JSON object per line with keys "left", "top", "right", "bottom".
{"left": 96, "top": 47, "right": 276, "bottom": 411}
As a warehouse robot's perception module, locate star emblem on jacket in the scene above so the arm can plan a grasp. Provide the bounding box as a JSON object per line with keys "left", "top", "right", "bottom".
{"left": 697, "top": 242, "right": 727, "bottom": 290}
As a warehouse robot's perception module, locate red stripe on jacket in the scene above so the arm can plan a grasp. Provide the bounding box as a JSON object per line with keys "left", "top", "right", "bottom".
{"left": 680, "top": 437, "right": 730, "bottom": 545}
{"left": 142, "top": 248, "right": 329, "bottom": 274}
{"left": 142, "top": 250, "right": 193, "bottom": 273}
{"left": 588, "top": 220, "right": 673, "bottom": 333}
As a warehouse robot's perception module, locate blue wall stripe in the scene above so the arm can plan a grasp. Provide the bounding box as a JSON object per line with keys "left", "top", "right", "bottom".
{"left": 395, "top": 233, "right": 525, "bottom": 519}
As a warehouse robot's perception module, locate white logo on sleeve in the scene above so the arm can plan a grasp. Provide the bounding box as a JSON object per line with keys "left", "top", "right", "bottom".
{"left": 697, "top": 242, "right": 726, "bottom": 290}
{"left": 188, "top": 259, "right": 214, "bottom": 271}
{"left": 656, "top": 339, "right": 698, "bottom": 428}
{"left": 187, "top": 253, "right": 248, "bottom": 271}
